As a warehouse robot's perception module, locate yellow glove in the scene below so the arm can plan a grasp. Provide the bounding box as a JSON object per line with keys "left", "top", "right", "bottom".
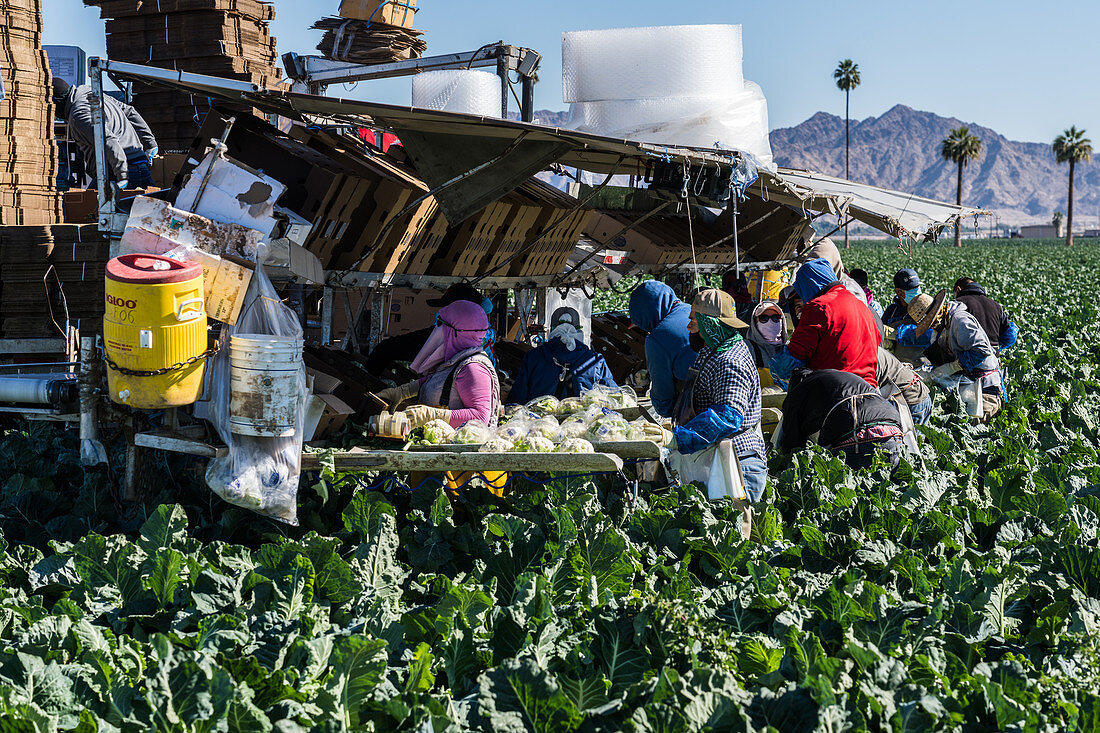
{"left": 376, "top": 380, "right": 419, "bottom": 409}
{"left": 406, "top": 405, "right": 453, "bottom": 429}
{"left": 370, "top": 411, "right": 410, "bottom": 439}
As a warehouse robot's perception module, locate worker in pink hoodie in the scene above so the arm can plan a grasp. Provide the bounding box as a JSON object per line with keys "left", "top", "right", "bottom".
{"left": 380, "top": 300, "right": 500, "bottom": 430}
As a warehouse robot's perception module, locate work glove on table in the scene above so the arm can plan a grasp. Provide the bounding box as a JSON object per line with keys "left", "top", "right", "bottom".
{"left": 640, "top": 422, "right": 674, "bottom": 446}
{"left": 376, "top": 380, "right": 419, "bottom": 409}
{"left": 369, "top": 411, "right": 410, "bottom": 439}
{"left": 406, "top": 405, "right": 452, "bottom": 429}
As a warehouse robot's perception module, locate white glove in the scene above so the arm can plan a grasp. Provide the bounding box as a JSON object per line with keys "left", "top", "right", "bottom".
{"left": 931, "top": 361, "right": 963, "bottom": 380}
{"left": 376, "top": 380, "right": 419, "bottom": 409}
{"left": 405, "top": 405, "right": 452, "bottom": 429}
{"left": 641, "top": 422, "right": 674, "bottom": 446}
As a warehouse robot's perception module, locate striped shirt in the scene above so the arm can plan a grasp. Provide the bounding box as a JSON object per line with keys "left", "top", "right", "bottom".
{"left": 690, "top": 339, "right": 767, "bottom": 460}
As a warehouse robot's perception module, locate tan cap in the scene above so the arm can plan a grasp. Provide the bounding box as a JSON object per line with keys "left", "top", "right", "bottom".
{"left": 908, "top": 289, "right": 948, "bottom": 337}
{"left": 691, "top": 288, "right": 749, "bottom": 329}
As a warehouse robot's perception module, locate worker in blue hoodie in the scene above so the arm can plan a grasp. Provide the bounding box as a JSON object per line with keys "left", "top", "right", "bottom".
{"left": 508, "top": 309, "right": 618, "bottom": 404}
{"left": 629, "top": 281, "right": 697, "bottom": 418}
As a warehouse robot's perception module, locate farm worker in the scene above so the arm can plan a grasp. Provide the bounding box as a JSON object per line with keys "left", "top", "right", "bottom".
{"left": 909, "top": 290, "right": 1003, "bottom": 421}
{"left": 877, "top": 347, "right": 933, "bottom": 425}
{"left": 721, "top": 271, "right": 756, "bottom": 322}
{"left": 507, "top": 309, "right": 617, "bottom": 404}
{"left": 668, "top": 290, "right": 767, "bottom": 538}
{"left": 768, "top": 258, "right": 881, "bottom": 388}
{"left": 628, "top": 281, "right": 697, "bottom": 419}
{"left": 369, "top": 283, "right": 490, "bottom": 382}
{"left": 778, "top": 286, "right": 803, "bottom": 326}
{"left": 849, "top": 269, "right": 885, "bottom": 318}
{"left": 745, "top": 301, "right": 788, "bottom": 369}
{"left": 383, "top": 300, "right": 501, "bottom": 431}
{"left": 884, "top": 268, "right": 936, "bottom": 362}
{"left": 52, "top": 79, "right": 157, "bottom": 189}
{"left": 777, "top": 368, "right": 904, "bottom": 470}
{"left": 797, "top": 237, "right": 870, "bottom": 305}
{"left": 953, "top": 277, "right": 1019, "bottom": 351}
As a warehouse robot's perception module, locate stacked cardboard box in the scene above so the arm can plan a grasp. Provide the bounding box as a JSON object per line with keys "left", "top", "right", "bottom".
{"left": 314, "top": 0, "right": 425, "bottom": 65}
{"left": 83, "top": 0, "right": 281, "bottom": 152}
{"left": 0, "top": 224, "right": 109, "bottom": 338}
{"left": 0, "top": 0, "right": 64, "bottom": 225}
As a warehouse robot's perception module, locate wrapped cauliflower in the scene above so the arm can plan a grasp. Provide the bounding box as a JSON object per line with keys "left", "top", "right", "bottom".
{"left": 527, "top": 416, "right": 562, "bottom": 441}
{"left": 513, "top": 435, "right": 556, "bottom": 453}
{"left": 525, "top": 395, "right": 560, "bottom": 417}
{"left": 559, "top": 414, "right": 589, "bottom": 439}
{"left": 419, "top": 419, "right": 456, "bottom": 444}
{"left": 607, "top": 386, "right": 639, "bottom": 410}
{"left": 586, "top": 414, "right": 632, "bottom": 443}
{"left": 557, "top": 438, "right": 595, "bottom": 453}
{"left": 451, "top": 420, "right": 494, "bottom": 444}
{"left": 497, "top": 418, "right": 531, "bottom": 443}
{"left": 556, "top": 397, "right": 585, "bottom": 416}
{"left": 479, "top": 437, "right": 514, "bottom": 453}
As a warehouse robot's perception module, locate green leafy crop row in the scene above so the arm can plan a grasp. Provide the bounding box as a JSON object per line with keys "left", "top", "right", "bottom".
{"left": 0, "top": 241, "right": 1098, "bottom": 731}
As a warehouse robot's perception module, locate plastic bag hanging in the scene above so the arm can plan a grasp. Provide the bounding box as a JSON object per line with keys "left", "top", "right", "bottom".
{"left": 204, "top": 245, "right": 307, "bottom": 525}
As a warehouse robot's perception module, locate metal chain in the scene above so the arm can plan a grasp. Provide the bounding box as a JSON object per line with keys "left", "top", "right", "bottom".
{"left": 104, "top": 343, "right": 220, "bottom": 378}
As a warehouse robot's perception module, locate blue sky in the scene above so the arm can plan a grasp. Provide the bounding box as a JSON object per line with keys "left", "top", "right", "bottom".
{"left": 43, "top": 0, "right": 1098, "bottom": 144}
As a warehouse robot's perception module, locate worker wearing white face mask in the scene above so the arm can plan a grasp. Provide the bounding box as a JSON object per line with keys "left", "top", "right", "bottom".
{"left": 507, "top": 309, "right": 618, "bottom": 404}
{"left": 883, "top": 268, "right": 934, "bottom": 363}
{"left": 744, "top": 301, "right": 788, "bottom": 369}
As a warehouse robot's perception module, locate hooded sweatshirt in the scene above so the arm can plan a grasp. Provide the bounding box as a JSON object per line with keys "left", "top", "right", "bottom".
{"left": 745, "top": 301, "right": 788, "bottom": 368}
{"left": 787, "top": 258, "right": 881, "bottom": 387}
{"left": 60, "top": 85, "right": 157, "bottom": 183}
{"left": 508, "top": 337, "right": 618, "bottom": 404}
{"left": 629, "top": 281, "right": 696, "bottom": 418}
{"left": 412, "top": 301, "right": 499, "bottom": 427}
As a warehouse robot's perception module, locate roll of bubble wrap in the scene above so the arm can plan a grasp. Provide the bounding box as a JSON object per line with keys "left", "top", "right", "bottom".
{"left": 562, "top": 24, "right": 744, "bottom": 103}
{"left": 411, "top": 70, "right": 503, "bottom": 117}
{"left": 566, "top": 81, "right": 774, "bottom": 169}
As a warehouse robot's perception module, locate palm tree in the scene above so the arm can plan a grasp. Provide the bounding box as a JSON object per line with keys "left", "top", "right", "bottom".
{"left": 1052, "top": 210, "right": 1064, "bottom": 237}
{"left": 940, "top": 126, "right": 983, "bottom": 247}
{"left": 1053, "top": 127, "right": 1093, "bottom": 246}
{"left": 833, "top": 59, "right": 861, "bottom": 249}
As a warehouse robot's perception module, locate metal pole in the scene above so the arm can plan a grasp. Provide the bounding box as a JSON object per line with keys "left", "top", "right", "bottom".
{"left": 732, "top": 196, "right": 740, "bottom": 278}
{"left": 89, "top": 60, "right": 111, "bottom": 229}
{"left": 497, "top": 56, "right": 509, "bottom": 119}
{"left": 521, "top": 76, "right": 535, "bottom": 123}
{"left": 321, "top": 286, "right": 334, "bottom": 346}
{"left": 79, "top": 336, "right": 108, "bottom": 467}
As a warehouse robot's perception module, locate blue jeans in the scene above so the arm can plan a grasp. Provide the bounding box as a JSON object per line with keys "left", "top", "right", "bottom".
{"left": 909, "top": 397, "right": 933, "bottom": 425}
{"left": 740, "top": 453, "right": 768, "bottom": 503}
{"left": 125, "top": 154, "right": 156, "bottom": 189}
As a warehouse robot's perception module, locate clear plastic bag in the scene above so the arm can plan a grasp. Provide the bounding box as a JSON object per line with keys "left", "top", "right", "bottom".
{"left": 451, "top": 420, "right": 494, "bottom": 445}
{"left": 525, "top": 395, "right": 561, "bottom": 417}
{"left": 205, "top": 249, "right": 306, "bottom": 525}
{"left": 527, "top": 416, "right": 562, "bottom": 442}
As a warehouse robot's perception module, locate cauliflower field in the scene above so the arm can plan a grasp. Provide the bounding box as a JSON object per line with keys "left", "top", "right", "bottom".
{"left": 1, "top": 241, "right": 1100, "bottom": 731}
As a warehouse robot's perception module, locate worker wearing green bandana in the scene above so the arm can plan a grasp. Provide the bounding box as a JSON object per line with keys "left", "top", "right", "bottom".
{"left": 669, "top": 289, "right": 768, "bottom": 522}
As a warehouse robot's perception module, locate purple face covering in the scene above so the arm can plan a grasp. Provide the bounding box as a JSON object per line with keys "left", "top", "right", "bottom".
{"left": 410, "top": 300, "right": 489, "bottom": 376}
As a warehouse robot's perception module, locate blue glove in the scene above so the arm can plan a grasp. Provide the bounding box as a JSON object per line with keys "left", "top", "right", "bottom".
{"left": 117, "top": 179, "right": 129, "bottom": 190}
{"left": 768, "top": 347, "right": 806, "bottom": 383}
{"left": 147, "top": 147, "right": 159, "bottom": 159}
{"left": 1000, "top": 322, "right": 1019, "bottom": 352}
{"left": 673, "top": 405, "right": 745, "bottom": 454}
{"left": 896, "top": 324, "right": 935, "bottom": 348}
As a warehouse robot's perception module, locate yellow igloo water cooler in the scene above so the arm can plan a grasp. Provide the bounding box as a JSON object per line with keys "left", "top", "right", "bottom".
{"left": 104, "top": 254, "right": 207, "bottom": 409}
{"left": 748, "top": 269, "right": 790, "bottom": 302}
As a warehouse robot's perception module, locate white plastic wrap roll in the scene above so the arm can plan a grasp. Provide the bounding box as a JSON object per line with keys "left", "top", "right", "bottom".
{"left": 562, "top": 24, "right": 744, "bottom": 103}
{"left": 411, "top": 70, "right": 503, "bottom": 117}
{"left": 567, "top": 81, "right": 774, "bottom": 169}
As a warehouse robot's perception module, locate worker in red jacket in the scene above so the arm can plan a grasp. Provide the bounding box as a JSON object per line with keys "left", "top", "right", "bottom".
{"left": 769, "top": 258, "right": 882, "bottom": 387}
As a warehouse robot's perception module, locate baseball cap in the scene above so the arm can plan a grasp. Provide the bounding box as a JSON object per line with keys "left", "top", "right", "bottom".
{"left": 691, "top": 289, "right": 749, "bottom": 329}
{"left": 893, "top": 268, "right": 921, "bottom": 290}
{"left": 550, "top": 306, "right": 582, "bottom": 330}
{"left": 427, "top": 283, "right": 483, "bottom": 308}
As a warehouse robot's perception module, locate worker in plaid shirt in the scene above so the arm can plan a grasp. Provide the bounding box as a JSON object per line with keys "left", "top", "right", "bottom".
{"left": 670, "top": 289, "right": 768, "bottom": 503}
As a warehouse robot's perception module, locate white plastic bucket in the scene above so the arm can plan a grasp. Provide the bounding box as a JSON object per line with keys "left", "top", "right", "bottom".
{"left": 229, "top": 334, "right": 304, "bottom": 437}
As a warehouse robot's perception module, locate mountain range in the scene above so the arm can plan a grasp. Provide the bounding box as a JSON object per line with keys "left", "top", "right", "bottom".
{"left": 528, "top": 105, "right": 1098, "bottom": 227}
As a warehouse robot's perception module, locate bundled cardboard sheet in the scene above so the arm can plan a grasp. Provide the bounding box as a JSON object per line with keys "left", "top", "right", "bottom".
{"left": 313, "top": 16, "right": 426, "bottom": 65}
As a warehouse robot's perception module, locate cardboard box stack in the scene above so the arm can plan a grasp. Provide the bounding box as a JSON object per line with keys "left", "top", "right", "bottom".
{"left": 313, "top": 0, "right": 425, "bottom": 65}
{"left": 0, "top": 224, "right": 110, "bottom": 338}
{"left": 0, "top": 0, "right": 64, "bottom": 225}
{"left": 82, "top": 0, "right": 281, "bottom": 152}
